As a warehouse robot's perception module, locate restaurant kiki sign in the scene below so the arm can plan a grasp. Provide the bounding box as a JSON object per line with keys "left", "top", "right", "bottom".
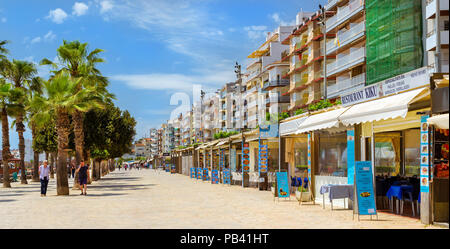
{"left": 341, "top": 83, "right": 380, "bottom": 106}
{"left": 341, "top": 67, "right": 429, "bottom": 106}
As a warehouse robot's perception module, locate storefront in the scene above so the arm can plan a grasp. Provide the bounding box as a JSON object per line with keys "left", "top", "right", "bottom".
{"left": 339, "top": 86, "right": 431, "bottom": 218}
{"left": 427, "top": 75, "right": 449, "bottom": 225}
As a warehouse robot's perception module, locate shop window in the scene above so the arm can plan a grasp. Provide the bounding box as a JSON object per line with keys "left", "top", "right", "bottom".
{"left": 318, "top": 131, "right": 348, "bottom": 177}
{"left": 268, "top": 148, "right": 279, "bottom": 172}
{"left": 374, "top": 132, "right": 401, "bottom": 176}
{"left": 294, "top": 140, "right": 308, "bottom": 177}
{"left": 404, "top": 129, "right": 420, "bottom": 177}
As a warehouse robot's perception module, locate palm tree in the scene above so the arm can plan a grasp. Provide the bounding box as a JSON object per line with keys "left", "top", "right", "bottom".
{"left": 25, "top": 77, "right": 44, "bottom": 182}
{"left": 1, "top": 59, "right": 37, "bottom": 184}
{"left": 0, "top": 40, "right": 9, "bottom": 60}
{"left": 28, "top": 72, "right": 104, "bottom": 195}
{"left": 40, "top": 40, "right": 108, "bottom": 167}
{"left": 0, "top": 79, "right": 25, "bottom": 188}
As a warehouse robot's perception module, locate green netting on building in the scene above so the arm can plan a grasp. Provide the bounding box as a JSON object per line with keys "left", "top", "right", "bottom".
{"left": 366, "top": 0, "right": 423, "bottom": 85}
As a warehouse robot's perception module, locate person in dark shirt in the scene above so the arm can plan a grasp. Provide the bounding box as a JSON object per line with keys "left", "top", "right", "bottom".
{"left": 76, "top": 161, "right": 89, "bottom": 195}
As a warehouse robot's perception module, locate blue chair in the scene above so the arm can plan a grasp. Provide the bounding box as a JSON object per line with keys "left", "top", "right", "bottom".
{"left": 401, "top": 188, "right": 416, "bottom": 216}
{"left": 303, "top": 177, "right": 308, "bottom": 189}
{"left": 296, "top": 177, "right": 302, "bottom": 189}
{"left": 12, "top": 172, "right": 18, "bottom": 182}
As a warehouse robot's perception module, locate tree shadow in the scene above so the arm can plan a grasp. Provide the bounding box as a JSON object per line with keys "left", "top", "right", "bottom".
{"left": 87, "top": 184, "right": 156, "bottom": 191}
{"left": 85, "top": 193, "right": 128, "bottom": 197}
{"left": 0, "top": 193, "right": 24, "bottom": 197}
{"left": 0, "top": 199, "right": 16, "bottom": 203}
{"left": 96, "top": 177, "right": 141, "bottom": 181}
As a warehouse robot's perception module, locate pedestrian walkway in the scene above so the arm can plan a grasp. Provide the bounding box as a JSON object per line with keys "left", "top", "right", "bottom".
{"left": 0, "top": 170, "right": 442, "bottom": 229}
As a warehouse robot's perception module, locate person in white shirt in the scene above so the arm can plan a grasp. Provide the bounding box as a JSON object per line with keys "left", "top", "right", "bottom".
{"left": 38, "top": 160, "right": 50, "bottom": 197}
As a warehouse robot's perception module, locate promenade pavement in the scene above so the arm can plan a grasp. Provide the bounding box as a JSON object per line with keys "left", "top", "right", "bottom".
{"left": 0, "top": 169, "right": 442, "bottom": 229}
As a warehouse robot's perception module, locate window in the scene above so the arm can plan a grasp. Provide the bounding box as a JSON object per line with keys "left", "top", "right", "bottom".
{"left": 404, "top": 129, "right": 420, "bottom": 177}
{"left": 294, "top": 137, "right": 308, "bottom": 177}
{"left": 374, "top": 132, "right": 401, "bottom": 176}
{"left": 318, "top": 131, "right": 348, "bottom": 177}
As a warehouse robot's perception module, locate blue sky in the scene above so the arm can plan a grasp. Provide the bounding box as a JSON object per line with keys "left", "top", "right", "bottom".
{"left": 0, "top": 0, "right": 324, "bottom": 148}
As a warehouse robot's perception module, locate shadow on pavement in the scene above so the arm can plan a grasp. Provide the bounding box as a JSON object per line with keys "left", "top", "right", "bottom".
{"left": 97, "top": 177, "right": 141, "bottom": 181}
{"left": 85, "top": 193, "right": 128, "bottom": 197}
{"left": 87, "top": 184, "right": 155, "bottom": 191}
{"left": 0, "top": 193, "right": 25, "bottom": 197}
{"left": 0, "top": 199, "right": 16, "bottom": 203}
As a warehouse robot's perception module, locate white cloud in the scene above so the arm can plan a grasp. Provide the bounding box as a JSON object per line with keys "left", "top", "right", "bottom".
{"left": 244, "top": 25, "right": 269, "bottom": 40}
{"left": 99, "top": 0, "right": 114, "bottom": 14}
{"left": 46, "top": 8, "right": 68, "bottom": 24}
{"left": 30, "top": 37, "right": 41, "bottom": 44}
{"left": 44, "top": 30, "right": 56, "bottom": 41}
{"left": 27, "top": 31, "right": 56, "bottom": 45}
{"left": 270, "top": 12, "right": 295, "bottom": 26}
{"left": 72, "top": 2, "right": 89, "bottom": 16}
{"left": 1, "top": 17, "right": 6, "bottom": 23}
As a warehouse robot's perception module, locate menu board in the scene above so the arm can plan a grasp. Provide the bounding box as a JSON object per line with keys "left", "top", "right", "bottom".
{"left": 211, "top": 169, "right": 219, "bottom": 184}
{"left": 276, "top": 172, "right": 290, "bottom": 198}
{"left": 355, "top": 161, "right": 377, "bottom": 216}
{"left": 420, "top": 115, "right": 430, "bottom": 193}
{"left": 202, "top": 167, "right": 209, "bottom": 181}
{"left": 223, "top": 169, "right": 231, "bottom": 184}
{"left": 190, "top": 168, "right": 196, "bottom": 178}
{"left": 242, "top": 142, "right": 250, "bottom": 173}
{"left": 258, "top": 141, "right": 268, "bottom": 174}
{"left": 219, "top": 149, "right": 224, "bottom": 172}
{"left": 170, "top": 164, "right": 176, "bottom": 174}
{"left": 196, "top": 167, "right": 202, "bottom": 180}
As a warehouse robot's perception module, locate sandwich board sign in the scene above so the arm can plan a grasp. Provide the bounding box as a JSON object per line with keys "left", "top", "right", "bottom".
{"left": 276, "top": 172, "right": 290, "bottom": 200}
{"left": 354, "top": 161, "right": 377, "bottom": 220}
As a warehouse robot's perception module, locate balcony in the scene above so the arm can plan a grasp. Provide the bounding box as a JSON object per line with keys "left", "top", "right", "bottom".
{"left": 326, "top": 46, "right": 365, "bottom": 76}
{"left": 426, "top": 0, "right": 450, "bottom": 19}
{"left": 327, "top": 73, "right": 366, "bottom": 98}
{"left": 248, "top": 114, "right": 258, "bottom": 122}
{"left": 262, "top": 79, "right": 290, "bottom": 91}
{"left": 426, "top": 30, "right": 450, "bottom": 51}
{"left": 326, "top": 21, "right": 365, "bottom": 55}
{"left": 325, "top": 0, "right": 340, "bottom": 10}
{"left": 326, "top": 0, "right": 365, "bottom": 33}
{"left": 265, "top": 95, "right": 290, "bottom": 105}
{"left": 246, "top": 68, "right": 262, "bottom": 82}
{"left": 247, "top": 100, "right": 258, "bottom": 109}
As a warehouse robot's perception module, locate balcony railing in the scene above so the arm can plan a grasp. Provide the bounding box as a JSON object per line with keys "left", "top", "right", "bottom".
{"left": 248, "top": 114, "right": 258, "bottom": 122}
{"left": 327, "top": 73, "right": 366, "bottom": 98}
{"left": 325, "top": 0, "right": 339, "bottom": 10}
{"left": 326, "top": 47, "right": 365, "bottom": 76}
{"left": 326, "top": 0, "right": 364, "bottom": 32}
{"left": 327, "top": 21, "right": 365, "bottom": 54}
{"left": 246, "top": 69, "right": 261, "bottom": 81}
{"left": 265, "top": 95, "right": 290, "bottom": 104}
{"left": 262, "top": 79, "right": 290, "bottom": 90}
{"left": 247, "top": 100, "right": 257, "bottom": 109}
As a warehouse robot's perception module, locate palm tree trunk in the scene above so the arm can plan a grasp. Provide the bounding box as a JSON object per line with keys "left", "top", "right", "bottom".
{"left": 73, "top": 110, "right": 84, "bottom": 166}
{"left": 31, "top": 125, "right": 39, "bottom": 182}
{"left": 2, "top": 107, "right": 11, "bottom": 188}
{"left": 16, "top": 114, "right": 27, "bottom": 184}
{"left": 55, "top": 109, "right": 70, "bottom": 195}
{"left": 32, "top": 151, "right": 39, "bottom": 182}
{"left": 49, "top": 152, "right": 55, "bottom": 179}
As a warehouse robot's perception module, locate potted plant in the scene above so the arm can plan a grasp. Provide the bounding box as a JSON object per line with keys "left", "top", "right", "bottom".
{"left": 295, "top": 186, "right": 311, "bottom": 202}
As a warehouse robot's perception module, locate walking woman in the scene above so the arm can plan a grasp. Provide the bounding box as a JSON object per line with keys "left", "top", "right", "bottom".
{"left": 76, "top": 161, "right": 88, "bottom": 195}
{"left": 38, "top": 160, "right": 50, "bottom": 197}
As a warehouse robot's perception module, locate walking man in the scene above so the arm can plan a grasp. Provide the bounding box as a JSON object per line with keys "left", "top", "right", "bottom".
{"left": 76, "top": 161, "right": 88, "bottom": 195}
{"left": 39, "top": 160, "right": 50, "bottom": 197}
{"left": 71, "top": 163, "right": 76, "bottom": 178}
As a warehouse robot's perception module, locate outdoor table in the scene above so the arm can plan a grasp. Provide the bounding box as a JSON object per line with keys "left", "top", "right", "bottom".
{"left": 320, "top": 184, "right": 354, "bottom": 210}
{"left": 386, "top": 185, "right": 413, "bottom": 214}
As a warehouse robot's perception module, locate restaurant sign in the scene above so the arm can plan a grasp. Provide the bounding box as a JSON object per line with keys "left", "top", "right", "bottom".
{"left": 341, "top": 84, "right": 381, "bottom": 106}
{"left": 223, "top": 169, "right": 231, "bottom": 185}
{"left": 276, "top": 172, "right": 290, "bottom": 198}
{"left": 382, "top": 67, "right": 428, "bottom": 96}
{"left": 190, "top": 168, "right": 196, "bottom": 178}
{"left": 355, "top": 161, "right": 377, "bottom": 216}
{"left": 242, "top": 142, "right": 250, "bottom": 173}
